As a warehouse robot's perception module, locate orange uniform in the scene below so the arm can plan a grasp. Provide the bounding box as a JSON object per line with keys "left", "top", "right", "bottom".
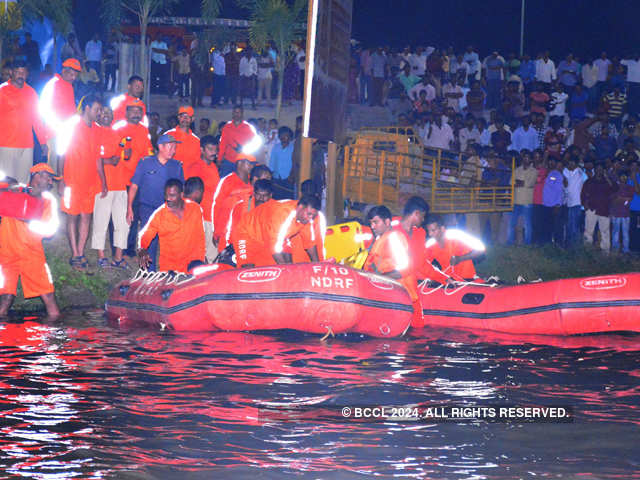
{"left": 110, "top": 93, "right": 148, "bottom": 127}
{"left": 424, "top": 229, "right": 484, "bottom": 280}
{"left": 392, "top": 222, "right": 450, "bottom": 284}
{"left": 58, "top": 117, "right": 101, "bottom": 215}
{"left": 290, "top": 211, "right": 326, "bottom": 263}
{"left": 138, "top": 199, "right": 206, "bottom": 272}
{"left": 39, "top": 74, "right": 76, "bottom": 140}
{"left": 225, "top": 195, "right": 257, "bottom": 249}
{"left": 211, "top": 172, "right": 251, "bottom": 243}
{"left": 218, "top": 120, "right": 257, "bottom": 164}
{"left": 0, "top": 80, "right": 48, "bottom": 148}
{"left": 234, "top": 199, "right": 316, "bottom": 267}
{"left": 0, "top": 192, "right": 59, "bottom": 298}
{"left": 184, "top": 159, "right": 220, "bottom": 223}
{"left": 365, "top": 228, "right": 422, "bottom": 327}
{"left": 95, "top": 125, "right": 126, "bottom": 191}
{"left": 163, "top": 127, "right": 201, "bottom": 170}
{"left": 112, "top": 120, "right": 153, "bottom": 184}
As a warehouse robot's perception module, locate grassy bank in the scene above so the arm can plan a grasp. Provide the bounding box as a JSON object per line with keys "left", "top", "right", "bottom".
{"left": 478, "top": 244, "right": 640, "bottom": 283}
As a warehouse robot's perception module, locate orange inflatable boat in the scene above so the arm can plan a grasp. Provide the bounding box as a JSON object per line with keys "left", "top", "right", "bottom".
{"left": 105, "top": 263, "right": 413, "bottom": 338}
{"left": 417, "top": 273, "right": 640, "bottom": 336}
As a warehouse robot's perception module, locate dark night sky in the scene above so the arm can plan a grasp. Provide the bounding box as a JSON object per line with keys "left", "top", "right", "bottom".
{"left": 79, "top": 0, "right": 640, "bottom": 61}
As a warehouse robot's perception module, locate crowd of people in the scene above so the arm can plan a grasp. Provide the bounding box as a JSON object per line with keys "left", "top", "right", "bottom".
{"left": 0, "top": 44, "right": 311, "bottom": 318}
{"left": 3, "top": 31, "right": 640, "bottom": 318}
{"left": 349, "top": 44, "right": 640, "bottom": 255}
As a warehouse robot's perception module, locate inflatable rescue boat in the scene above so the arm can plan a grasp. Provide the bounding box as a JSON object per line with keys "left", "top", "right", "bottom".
{"left": 105, "top": 263, "right": 413, "bottom": 338}
{"left": 417, "top": 273, "right": 640, "bottom": 335}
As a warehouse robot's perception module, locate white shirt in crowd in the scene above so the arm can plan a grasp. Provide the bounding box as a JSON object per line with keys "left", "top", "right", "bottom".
{"left": 424, "top": 122, "right": 454, "bottom": 150}
{"left": 535, "top": 58, "right": 556, "bottom": 83}
{"left": 442, "top": 83, "right": 463, "bottom": 111}
{"left": 458, "top": 127, "right": 480, "bottom": 153}
{"left": 408, "top": 82, "right": 436, "bottom": 102}
{"left": 410, "top": 52, "right": 428, "bottom": 76}
{"left": 621, "top": 58, "right": 640, "bottom": 83}
{"left": 593, "top": 58, "right": 611, "bottom": 82}
{"left": 85, "top": 39, "right": 102, "bottom": 62}
{"left": 150, "top": 40, "right": 168, "bottom": 64}
{"left": 581, "top": 63, "right": 598, "bottom": 88}
{"left": 549, "top": 91, "right": 569, "bottom": 116}
{"left": 211, "top": 51, "right": 226, "bottom": 76}
{"left": 239, "top": 56, "right": 258, "bottom": 77}
{"left": 463, "top": 51, "right": 480, "bottom": 75}
{"left": 510, "top": 126, "right": 539, "bottom": 152}
{"left": 563, "top": 167, "right": 586, "bottom": 207}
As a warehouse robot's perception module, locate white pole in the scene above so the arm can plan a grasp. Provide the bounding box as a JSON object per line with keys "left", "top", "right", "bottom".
{"left": 520, "top": 0, "right": 525, "bottom": 57}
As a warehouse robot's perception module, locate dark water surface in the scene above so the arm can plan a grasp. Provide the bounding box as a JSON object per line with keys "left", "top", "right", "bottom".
{"left": 1, "top": 313, "right": 639, "bottom": 479}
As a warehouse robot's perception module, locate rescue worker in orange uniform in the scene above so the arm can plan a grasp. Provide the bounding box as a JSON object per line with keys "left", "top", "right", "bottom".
{"left": 0, "top": 164, "right": 61, "bottom": 319}
{"left": 92, "top": 105, "right": 130, "bottom": 269}
{"left": 211, "top": 154, "right": 253, "bottom": 246}
{"left": 57, "top": 94, "right": 102, "bottom": 270}
{"left": 110, "top": 75, "right": 148, "bottom": 127}
{"left": 138, "top": 179, "right": 206, "bottom": 272}
{"left": 392, "top": 196, "right": 451, "bottom": 285}
{"left": 424, "top": 214, "right": 486, "bottom": 281}
{"left": 184, "top": 135, "right": 220, "bottom": 262}
{"left": 221, "top": 164, "right": 272, "bottom": 250}
{"left": 217, "top": 105, "right": 260, "bottom": 176}
{"left": 0, "top": 59, "right": 49, "bottom": 183}
{"left": 226, "top": 178, "right": 273, "bottom": 258}
{"left": 364, "top": 205, "right": 423, "bottom": 327}
{"left": 39, "top": 58, "right": 81, "bottom": 174}
{"left": 164, "top": 106, "right": 201, "bottom": 170}
{"left": 234, "top": 195, "right": 321, "bottom": 268}
{"left": 112, "top": 100, "right": 153, "bottom": 183}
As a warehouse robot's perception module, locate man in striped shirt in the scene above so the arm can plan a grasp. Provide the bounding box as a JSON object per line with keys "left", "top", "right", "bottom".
{"left": 604, "top": 86, "right": 628, "bottom": 130}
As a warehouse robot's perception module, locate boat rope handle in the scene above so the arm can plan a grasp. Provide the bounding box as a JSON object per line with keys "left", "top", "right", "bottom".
{"left": 131, "top": 268, "right": 148, "bottom": 283}
{"left": 174, "top": 273, "right": 196, "bottom": 286}
{"left": 320, "top": 326, "right": 335, "bottom": 341}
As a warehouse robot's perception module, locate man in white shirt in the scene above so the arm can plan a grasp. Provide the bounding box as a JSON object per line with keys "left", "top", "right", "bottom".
{"left": 581, "top": 59, "right": 599, "bottom": 111}
{"left": 239, "top": 49, "right": 258, "bottom": 109}
{"left": 150, "top": 36, "right": 169, "bottom": 94}
{"left": 85, "top": 33, "right": 102, "bottom": 75}
{"left": 510, "top": 115, "right": 539, "bottom": 152}
{"left": 408, "top": 76, "right": 436, "bottom": 102}
{"left": 458, "top": 116, "right": 480, "bottom": 153}
{"left": 442, "top": 79, "right": 463, "bottom": 112}
{"left": 423, "top": 113, "right": 453, "bottom": 150}
{"left": 549, "top": 83, "right": 569, "bottom": 122}
{"left": 463, "top": 45, "right": 480, "bottom": 80}
{"left": 535, "top": 51, "right": 556, "bottom": 90}
{"left": 621, "top": 54, "right": 640, "bottom": 116}
{"left": 563, "top": 155, "right": 586, "bottom": 245}
{"left": 410, "top": 47, "right": 428, "bottom": 77}
{"left": 593, "top": 52, "right": 612, "bottom": 103}
{"left": 211, "top": 49, "right": 226, "bottom": 106}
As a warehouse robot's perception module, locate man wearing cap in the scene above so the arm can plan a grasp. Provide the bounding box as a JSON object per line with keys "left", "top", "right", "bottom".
{"left": 184, "top": 135, "right": 220, "bottom": 262}
{"left": 127, "top": 133, "right": 184, "bottom": 271}
{"left": 57, "top": 94, "right": 103, "bottom": 270}
{"left": 0, "top": 60, "right": 49, "bottom": 184}
{"left": 163, "top": 106, "right": 201, "bottom": 170}
{"left": 112, "top": 100, "right": 153, "bottom": 183}
{"left": 110, "top": 75, "right": 148, "bottom": 127}
{"left": 39, "top": 58, "right": 80, "bottom": 174}
{"left": 218, "top": 105, "right": 259, "bottom": 176}
{"left": 211, "top": 153, "right": 253, "bottom": 247}
{"left": 0, "top": 164, "right": 61, "bottom": 319}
